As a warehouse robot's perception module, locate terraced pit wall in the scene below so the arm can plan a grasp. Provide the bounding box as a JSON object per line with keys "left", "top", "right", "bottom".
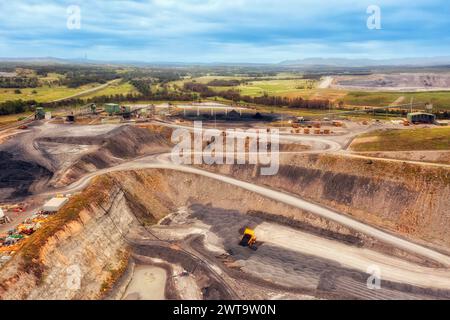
{"left": 1, "top": 155, "right": 448, "bottom": 299}
{"left": 199, "top": 154, "right": 450, "bottom": 253}
{"left": 0, "top": 168, "right": 373, "bottom": 299}
{"left": 0, "top": 177, "right": 135, "bottom": 300}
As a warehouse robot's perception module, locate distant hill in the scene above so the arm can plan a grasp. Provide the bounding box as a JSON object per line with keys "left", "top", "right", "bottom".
{"left": 279, "top": 57, "right": 450, "bottom": 67}
{"left": 2, "top": 56, "right": 450, "bottom": 68}
{"left": 0, "top": 57, "right": 70, "bottom": 64}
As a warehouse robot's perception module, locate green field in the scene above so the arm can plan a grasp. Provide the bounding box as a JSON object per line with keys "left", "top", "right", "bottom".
{"left": 232, "top": 79, "right": 316, "bottom": 98}
{"left": 343, "top": 91, "right": 450, "bottom": 110}
{"left": 82, "top": 81, "right": 138, "bottom": 98}
{"left": 170, "top": 75, "right": 248, "bottom": 87}
{"left": 171, "top": 75, "right": 347, "bottom": 101}
{"left": 176, "top": 75, "right": 450, "bottom": 109}
{"left": 39, "top": 72, "right": 65, "bottom": 82}
{"left": 351, "top": 127, "right": 450, "bottom": 151}
{"left": 0, "top": 79, "right": 138, "bottom": 103}
{"left": 0, "top": 83, "right": 101, "bottom": 103}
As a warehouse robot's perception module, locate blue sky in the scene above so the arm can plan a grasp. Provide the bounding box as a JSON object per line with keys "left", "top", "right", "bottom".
{"left": 0, "top": 0, "right": 449, "bottom": 63}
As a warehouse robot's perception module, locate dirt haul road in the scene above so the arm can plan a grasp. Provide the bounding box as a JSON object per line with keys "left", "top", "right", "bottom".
{"left": 51, "top": 79, "right": 120, "bottom": 103}
{"left": 6, "top": 122, "right": 450, "bottom": 292}
{"left": 48, "top": 150, "right": 450, "bottom": 270}
{"left": 153, "top": 119, "right": 342, "bottom": 152}
{"left": 255, "top": 223, "right": 450, "bottom": 290}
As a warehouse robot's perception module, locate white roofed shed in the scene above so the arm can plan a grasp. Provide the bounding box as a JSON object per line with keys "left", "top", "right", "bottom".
{"left": 43, "top": 197, "right": 69, "bottom": 213}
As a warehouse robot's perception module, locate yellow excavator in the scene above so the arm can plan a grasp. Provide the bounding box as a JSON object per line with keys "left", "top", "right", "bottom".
{"left": 239, "top": 228, "right": 258, "bottom": 251}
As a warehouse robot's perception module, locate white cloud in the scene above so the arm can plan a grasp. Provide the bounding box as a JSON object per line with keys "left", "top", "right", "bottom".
{"left": 0, "top": 0, "right": 448, "bottom": 62}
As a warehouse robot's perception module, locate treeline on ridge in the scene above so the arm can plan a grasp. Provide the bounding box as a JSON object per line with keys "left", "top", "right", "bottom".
{"left": 183, "top": 82, "right": 330, "bottom": 109}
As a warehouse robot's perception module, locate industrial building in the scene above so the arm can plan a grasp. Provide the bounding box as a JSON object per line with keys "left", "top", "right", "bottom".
{"left": 104, "top": 103, "right": 121, "bottom": 116}
{"left": 42, "top": 197, "right": 69, "bottom": 213}
{"left": 35, "top": 107, "right": 45, "bottom": 120}
{"left": 407, "top": 112, "right": 436, "bottom": 124}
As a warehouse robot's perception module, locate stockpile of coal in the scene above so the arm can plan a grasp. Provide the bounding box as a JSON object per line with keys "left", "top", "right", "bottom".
{"left": 42, "top": 125, "right": 172, "bottom": 185}
{"left": 38, "top": 125, "right": 170, "bottom": 160}
{"left": 70, "top": 125, "right": 171, "bottom": 170}
{"left": 0, "top": 151, "right": 52, "bottom": 200}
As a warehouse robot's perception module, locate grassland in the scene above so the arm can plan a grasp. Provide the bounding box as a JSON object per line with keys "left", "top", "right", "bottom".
{"left": 0, "top": 112, "right": 33, "bottom": 126}
{"left": 351, "top": 127, "right": 450, "bottom": 151}
{"left": 0, "top": 79, "right": 138, "bottom": 103}
{"left": 231, "top": 79, "right": 316, "bottom": 97}
{"left": 343, "top": 91, "right": 450, "bottom": 110}
{"left": 38, "top": 72, "right": 64, "bottom": 82}
{"left": 175, "top": 74, "right": 450, "bottom": 109}
{"left": 82, "top": 81, "right": 137, "bottom": 98}
{"left": 171, "top": 75, "right": 348, "bottom": 102}
{"left": 236, "top": 82, "right": 347, "bottom": 101}
{"left": 0, "top": 83, "right": 102, "bottom": 103}
{"left": 170, "top": 75, "right": 248, "bottom": 88}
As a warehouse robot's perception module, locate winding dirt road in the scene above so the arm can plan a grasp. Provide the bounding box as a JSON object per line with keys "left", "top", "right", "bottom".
{"left": 6, "top": 121, "right": 450, "bottom": 294}
{"left": 48, "top": 149, "right": 450, "bottom": 267}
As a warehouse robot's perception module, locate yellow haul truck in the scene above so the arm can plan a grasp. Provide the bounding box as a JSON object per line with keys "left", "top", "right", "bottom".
{"left": 239, "top": 228, "right": 258, "bottom": 251}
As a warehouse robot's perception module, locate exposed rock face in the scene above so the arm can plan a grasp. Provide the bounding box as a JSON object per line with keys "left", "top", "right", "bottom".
{"left": 0, "top": 182, "right": 135, "bottom": 300}
{"left": 199, "top": 154, "right": 450, "bottom": 252}
{"left": 28, "top": 193, "right": 134, "bottom": 300}
{"left": 0, "top": 169, "right": 364, "bottom": 300}
{"left": 0, "top": 154, "right": 448, "bottom": 299}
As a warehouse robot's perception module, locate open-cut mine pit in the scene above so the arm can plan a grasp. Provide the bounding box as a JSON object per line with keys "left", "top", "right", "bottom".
{"left": 1, "top": 163, "right": 449, "bottom": 300}
{"left": 3, "top": 5, "right": 450, "bottom": 307}
{"left": 0, "top": 121, "right": 449, "bottom": 301}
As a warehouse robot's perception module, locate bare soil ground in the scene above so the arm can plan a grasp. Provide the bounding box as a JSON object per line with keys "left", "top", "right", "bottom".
{"left": 333, "top": 73, "right": 450, "bottom": 91}
{"left": 0, "top": 123, "right": 171, "bottom": 201}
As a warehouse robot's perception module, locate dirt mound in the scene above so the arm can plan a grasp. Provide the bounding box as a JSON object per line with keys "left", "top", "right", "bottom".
{"left": 46, "top": 125, "right": 172, "bottom": 186}
{"left": 39, "top": 125, "right": 169, "bottom": 156}
{"left": 0, "top": 124, "right": 172, "bottom": 198}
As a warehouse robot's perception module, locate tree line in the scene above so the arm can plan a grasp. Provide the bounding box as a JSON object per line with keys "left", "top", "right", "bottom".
{"left": 2, "top": 75, "right": 450, "bottom": 119}
{"left": 183, "top": 82, "right": 331, "bottom": 109}
{"left": 0, "top": 77, "right": 39, "bottom": 88}
{"left": 0, "top": 100, "right": 36, "bottom": 115}
{"left": 207, "top": 79, "right": 242, "bottom": 87}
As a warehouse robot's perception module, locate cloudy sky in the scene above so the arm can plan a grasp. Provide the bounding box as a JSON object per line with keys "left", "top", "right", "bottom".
{"left": 0, "top": 0, "right": 449, "bottom": 63}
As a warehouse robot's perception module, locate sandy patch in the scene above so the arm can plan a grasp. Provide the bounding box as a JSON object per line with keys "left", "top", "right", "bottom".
{"left": 122, "top": 265, "right": 167, "bottom": 300}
